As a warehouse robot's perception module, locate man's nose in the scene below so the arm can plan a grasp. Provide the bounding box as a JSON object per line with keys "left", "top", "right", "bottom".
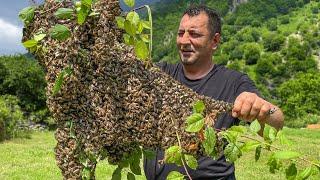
{"left": 179, "top": 32, "right": 191, "bottom": 45}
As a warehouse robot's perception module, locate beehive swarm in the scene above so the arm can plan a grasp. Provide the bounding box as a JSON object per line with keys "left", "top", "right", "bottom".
{"left": 23, "top": 0, "right": 232, "bottom": 179}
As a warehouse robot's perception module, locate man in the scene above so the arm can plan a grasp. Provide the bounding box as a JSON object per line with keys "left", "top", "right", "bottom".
{"left": 144, "top": 5, "right": 284, "bottom": 180}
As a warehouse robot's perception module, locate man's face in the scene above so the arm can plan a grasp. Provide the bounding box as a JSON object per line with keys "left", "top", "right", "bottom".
{"left": 176, "top": 12, "right": 218, "bottom": 65}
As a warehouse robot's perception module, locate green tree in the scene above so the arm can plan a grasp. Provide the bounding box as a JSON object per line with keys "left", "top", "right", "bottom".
{"left": 243, "top": 43, "right": 261, "bottom": 65}
{"left": 263, "top": 32, "right": 285, "bottom": 51}
{"left": 0, "top": 55, "right": 47, "bottom": 112}
{"left": 277, "top": 72, "right": 320, "bottom": 123}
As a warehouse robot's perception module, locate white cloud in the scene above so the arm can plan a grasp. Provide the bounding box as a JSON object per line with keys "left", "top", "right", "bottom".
{"left": 0, "top": 18, "right": 26, "bottom": 55}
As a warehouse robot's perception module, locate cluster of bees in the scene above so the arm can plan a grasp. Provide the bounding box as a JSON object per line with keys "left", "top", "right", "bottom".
{"left": 23, "top": 0, "right": 232, "bottom": 178}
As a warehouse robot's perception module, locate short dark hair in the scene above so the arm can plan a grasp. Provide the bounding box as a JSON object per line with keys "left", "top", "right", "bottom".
{"left": 183, "top": 5, "right": 221, "bottom": 37}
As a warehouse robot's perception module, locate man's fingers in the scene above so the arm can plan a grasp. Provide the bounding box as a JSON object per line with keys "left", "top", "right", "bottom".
{"left": 240, "top": 100, "right": 253, "bottom": 119}
{"left": 247, "top": 99, "right": 263, "bottom": 121}
{"left": 257, "top": 103, "right": 271, "bottom": 121}
{"left": 232, "top": 96, "right": 244, "bottom": 117}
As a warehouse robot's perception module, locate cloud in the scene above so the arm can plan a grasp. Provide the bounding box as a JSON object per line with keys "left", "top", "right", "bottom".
{"left": 0, "top": 18, "right": 26, "bottom": 55}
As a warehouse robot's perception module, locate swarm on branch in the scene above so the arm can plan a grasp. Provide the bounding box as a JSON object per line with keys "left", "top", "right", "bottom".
{"left": 22, "top": 0, "right": 232, "bottom": 178}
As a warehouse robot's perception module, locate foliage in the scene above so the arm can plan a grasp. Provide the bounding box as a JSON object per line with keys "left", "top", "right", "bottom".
{"left": 116, "top": 4, "right": 152, "bottom": 62}
{"left": 243, "top": 43, "right": 261, "bottom": 65}
{"left": 0, "top": 55, "right": 46, "bottom": 112}
{"left": 262, "top": 32, "right": 285, "bottom": 52}
{"left": 0, "top": 95, "right": 29, "bottom": 142}
{"left": 277, "top": 72, "right": 320, "bottom": 124}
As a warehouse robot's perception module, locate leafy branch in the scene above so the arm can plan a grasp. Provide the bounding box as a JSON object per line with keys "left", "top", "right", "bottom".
{"left": 116, "top": 0, "right": 153, "bottom": 64}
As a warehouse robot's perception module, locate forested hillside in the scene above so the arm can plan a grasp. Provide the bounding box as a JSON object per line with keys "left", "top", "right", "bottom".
{"left": 150, "top": 0, "right": 320, "bottom": 127}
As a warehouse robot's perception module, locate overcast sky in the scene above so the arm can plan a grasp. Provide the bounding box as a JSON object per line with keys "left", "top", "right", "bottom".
{"left": 0, "top": 0, "right": 35, "bottom": 55}
{"left": 0, "top": 0, "right": 160, "bottom": 56}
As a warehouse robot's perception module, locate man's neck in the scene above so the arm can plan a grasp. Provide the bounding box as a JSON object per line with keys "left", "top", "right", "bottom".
{"left": 182, "top": 61, "right": 214, "bottom": 80}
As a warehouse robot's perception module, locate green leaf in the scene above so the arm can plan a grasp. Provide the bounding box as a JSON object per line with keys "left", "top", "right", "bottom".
{"left": 81, "top": 167, "right": 91, "bottom": 179}
{"left": 166, "top": 171, "right": 184, "bottom": 180}
{"left": 202, "top": 127, "right": 216, "bottom": 156}
{"left": 286, "top": 163, "right": 297, "bottom": 180}
{"left": 126, "top": 11, "right": 140, "bottom": 25}
{"left": 165, "top": 146, "right": 182, "bottom": 166}
{"left": 255, "top": 145, "right": 262, "bottom": 161}
{"left": 241, "top": 141, "right": 261, "bottom": 152}
{"left": 184, "top": 154, "right": 198, "bottom": 170}
{"left": 129, "top": 149, "right": 142, "bottom": 175}
{"left": 193, "top": 100, "right": 205, "bottom": 114}
{"left": 263, "top": 124, "right": 277, "bottom": 143}
{"left": 50, "top": 24, "right": 71, "bottom": 41}
{"left": 52, "top": 67, "right": 73, "bottom": 96}
{"left": 124, "top": 20, "right": 136, "bottom": 36}
{"left": 33, "top": 33, "right": 46, "bottom": 42}
{"left": 124, "top": 0, "right": 135, "bottom": 8}
{"left": 140, "top": 34, "right": 150, "bottom": 43}
{"left": 123, "top": 34, "right": 134, "bottom": 45}
{"left": 185, "top": 113, "right": 204, "bottom": 133}
{"left": 22, "top": 40, "right": 37, "bottom": 48}
{"left": 115, "top": 16, "right": 125, "bottom": 29}
{"left": 273, "top": 151, "right": 300, "bottom": 160}
{"left": 77, "top": 6, "right": 90, "bottom": 25}
{"left": 249, "top": 120, "right": 261, "bottom": 133}
{"left": 229, "top": 125, "right": 247, "bottom": 134}
{"left": 222, "top": 130, "right": 238, "bottom": 143}
{"left": 297, "top": 167, "right": 312, "bottom": 180}
{"left": 127, "top": 172, "right": 135, "bottom": 180}
{"left": 141, "top": 20, "right": 151, "bottom": 29}
{"left": 111, "top": 167, "right": 122, "bottom": 180}
{"left": 224, "top": 143, "right": 242, "bottom": 162}
{"left": 54, "top": 8, "right": 74, "bottom": 19}
{"left": 136, "top": 22, "right": 144, "bottom": 34}
{"left": 267, "top": 155, "right": 282, "bottom": 173}
{"left": 130, "top": 161, "right": 141, "bottom": 175}
{"left": 81, "top": 0, "right": 92, "bottom": 8}
{"left": 134, "top": 40, "right": 149, "bottom": 60}
{"left": 19, "top": 6, "right": 35, "bottom": 25}
{"left": 142, "top": 149, "right": 156, "bottom": 159}
{"left": 277, "top": 130, "right": 291, "bottom": 145}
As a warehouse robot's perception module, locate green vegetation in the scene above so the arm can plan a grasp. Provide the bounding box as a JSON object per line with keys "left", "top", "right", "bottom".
{"left": 0, "top": 55, "right": 49, "bottom": 141}
{"left": 151, "top": 0, "right": 320, "bottom": 128}
{"left": 0, "top": 95, "right": 28, "bottom": 141}
{"left": 0, "top": 129, "right": 319, "bottom": 179}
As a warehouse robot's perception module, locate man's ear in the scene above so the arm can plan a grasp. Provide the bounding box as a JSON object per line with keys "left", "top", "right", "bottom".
{"left": 211, "top": 33, "right": 220, "bottom": 50}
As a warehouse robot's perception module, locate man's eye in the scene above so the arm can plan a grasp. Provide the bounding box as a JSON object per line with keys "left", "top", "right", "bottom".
{"left": 178, "top": 32, "right": 184, "bottom": 36}
{"left": 189, "top": 33, "right": 201, "bottom": 38}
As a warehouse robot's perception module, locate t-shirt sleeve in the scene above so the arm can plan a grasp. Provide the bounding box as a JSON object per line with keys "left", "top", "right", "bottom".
{"left": 234, "top": 74, "right": 261, "bottom": 98}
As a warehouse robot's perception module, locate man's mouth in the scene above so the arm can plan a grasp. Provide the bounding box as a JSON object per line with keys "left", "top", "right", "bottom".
{"left": 181, "top": 49, "right": 194, "bottom": 56}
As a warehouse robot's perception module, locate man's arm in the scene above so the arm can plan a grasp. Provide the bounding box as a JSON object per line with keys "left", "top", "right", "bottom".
{"left": 231, "top": 91, "right": 284, "bottom": 131}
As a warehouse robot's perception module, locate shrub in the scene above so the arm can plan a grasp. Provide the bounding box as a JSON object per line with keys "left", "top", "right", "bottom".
{"left": 0, "top": 95, "right": 29, "bottom": 142}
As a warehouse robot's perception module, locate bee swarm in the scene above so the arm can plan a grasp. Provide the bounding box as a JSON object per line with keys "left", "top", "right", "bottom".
{"left": 23, "top": 0, "right": 232, "bottom": 179}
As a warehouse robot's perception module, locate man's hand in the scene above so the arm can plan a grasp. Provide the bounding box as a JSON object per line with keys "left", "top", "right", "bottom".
{"left": 232, "top": 92, "right": 272, "bottom": 123}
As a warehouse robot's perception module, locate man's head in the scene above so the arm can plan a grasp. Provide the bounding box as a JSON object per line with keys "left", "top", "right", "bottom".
{"left": 177, "top": 5, "right": 221, "bottom": 66}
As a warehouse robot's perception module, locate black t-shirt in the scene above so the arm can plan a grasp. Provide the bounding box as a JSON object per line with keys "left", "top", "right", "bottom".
{"left": 144, "top": 62, "right": 260, "bottom": 180}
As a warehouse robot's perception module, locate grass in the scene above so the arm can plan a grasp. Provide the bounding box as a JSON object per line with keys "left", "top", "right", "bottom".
{"left": 0, "top": 128, "right": 319, "bottom": 179}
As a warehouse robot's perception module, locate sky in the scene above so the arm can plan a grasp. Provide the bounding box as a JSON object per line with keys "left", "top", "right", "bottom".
{"left": 0, "top": 0, "right": 160, "bottom": 56}
{"left": 0, "top": 0, "right": 34, "bottom": 55}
